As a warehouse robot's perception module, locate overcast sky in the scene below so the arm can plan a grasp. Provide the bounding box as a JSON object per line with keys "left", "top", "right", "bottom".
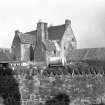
{"left": 0, "top": 0, "right": 105, "bottom": 48}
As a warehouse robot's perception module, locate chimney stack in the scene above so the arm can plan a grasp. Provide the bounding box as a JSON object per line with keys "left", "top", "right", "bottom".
{"left": 44, "top": 23, "right": 48, "bottom": 40}
{"left": 15, "top": 30, "right": 20, "bottom": 35}
{"left": 65, "top": 19, "right": 71, "bottom": 29}
{"left": 37, "top": 21, "right": 48, "bottom": 42}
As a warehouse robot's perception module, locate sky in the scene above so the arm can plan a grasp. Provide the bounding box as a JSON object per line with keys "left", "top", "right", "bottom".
{"left": 0, "top": 0, "right": 105, "bottom": 48}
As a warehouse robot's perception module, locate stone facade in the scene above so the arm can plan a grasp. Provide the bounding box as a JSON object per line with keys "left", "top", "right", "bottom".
{"left": 21, "top": 44, "right": 30, "bottom": 61}
{"left": 14, "top": 67, "right": 105, "bottom": 105}
{"left": 11, "top": 31, "right": 21, "bottom": 61}
{"left": 34, "top": 22, "right": 47, "bottom": 64}
{"left": 11, "top": 19, "right": 77, "bottom": 65}
{"left": 61, "top": 20, "right": 77, "bottom": 60}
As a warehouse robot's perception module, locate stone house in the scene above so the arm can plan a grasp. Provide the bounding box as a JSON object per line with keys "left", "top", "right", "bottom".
{"left": 11, "top": 19, "right": 77, "bottom": 66}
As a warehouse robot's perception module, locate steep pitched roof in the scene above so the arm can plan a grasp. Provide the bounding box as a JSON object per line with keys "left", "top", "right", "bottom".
{"left": 44, "top": 40, "right": 56, "bottom": 51}
{"left": 67, "top": 48, "right": 105, "bottom": 61}
{"left": 48, "top": 25, "right": 65, "bottom": 40}
{"left": 19, "top": 32, "right": 56, "bottom": 52}
{"left": 25, "top": 24, "right": 65, "bottom": 40}
{"left": 25, "top": 30, "right": 37, "bottom": 36}
{"left": 19, "top": 33, "right": 36, "bottom": 44}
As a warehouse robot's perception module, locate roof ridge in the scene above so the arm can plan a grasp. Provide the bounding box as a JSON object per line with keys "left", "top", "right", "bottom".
{"left": 48, "top": 24, "right": 65, "bottom": 28}
{"left": 21, "top": 23, "right": 66, "bottom": 41}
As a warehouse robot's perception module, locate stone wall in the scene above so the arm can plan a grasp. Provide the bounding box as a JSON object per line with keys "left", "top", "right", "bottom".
{"left": 34, "top": 42, "right": 46, "bottom": 64}
{"left": 13, "top": 65, "right": 105, "bottom": 105}
{"left": 21, "top": 44, "right": 30, "bottom": 61}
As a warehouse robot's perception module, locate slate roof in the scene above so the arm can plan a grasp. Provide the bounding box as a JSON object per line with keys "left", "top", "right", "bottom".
{"left": 44, "top": 40, "right": 56, "bottom": 51}
{"left": 25, "top": 30, "right": 37, "bottom": 36}
{"left": 19, "top": 33, "right": 36, "bottom": 44}
{"left": 25, "top": 24, "right": 65, "bottom": 40}
{"left": 18, "top": 33, "right": 56, "bottom": 52}
{"left": 67, "top": 48, "right": 105, "bottom": 61}
{"left": 22, "top": 24, "right": 66, "bottom": 52}
{"left": 48, "top": 25, "right": 65, "bottom": 40}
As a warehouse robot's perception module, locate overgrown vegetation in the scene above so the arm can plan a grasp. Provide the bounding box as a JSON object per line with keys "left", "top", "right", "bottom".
{"left": 0, "top": 66, "right": 21, "bottom": 105}
{"left": 11, "top": 60, "right": 105, "bottom": 105}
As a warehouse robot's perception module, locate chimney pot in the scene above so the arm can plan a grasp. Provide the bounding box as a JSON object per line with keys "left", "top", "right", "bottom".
{"left": 15, "top": 30, "right": 20, "bottom": 35}
{"left": 65, "top": 19, "right": 71, "bottom": 25}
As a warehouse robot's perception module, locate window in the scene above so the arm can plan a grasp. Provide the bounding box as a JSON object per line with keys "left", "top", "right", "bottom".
{"left": 30, "top": 45, "right": 34, "bottom": 61}
{"left": 54, "top": 50, "right": 56, "bottom": 55}
{"left": 72, "top": 38, "right": 75, "bottom": 42}
{"left": 64, "top": 46, "right": 66, "bottom": 50}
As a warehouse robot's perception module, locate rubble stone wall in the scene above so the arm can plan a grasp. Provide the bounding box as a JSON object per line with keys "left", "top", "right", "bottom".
{"left": 13, "top": 67, "right": 105, "bottom": 105}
